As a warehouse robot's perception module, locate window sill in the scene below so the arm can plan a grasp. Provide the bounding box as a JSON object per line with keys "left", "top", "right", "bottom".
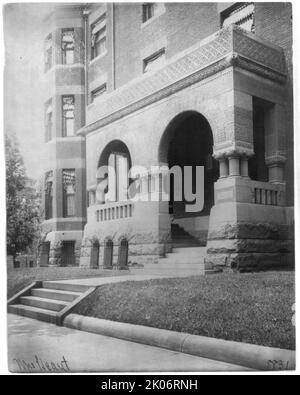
{"left": 89, "top": 50, "right": 108, "bottom": 65}
{"left": 141, "top": 9, "right": 165, "bottom": 28}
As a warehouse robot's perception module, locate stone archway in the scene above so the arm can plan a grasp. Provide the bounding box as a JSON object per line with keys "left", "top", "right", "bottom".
{"left": 159, "top": 111, "right": 218, "bottom": 246}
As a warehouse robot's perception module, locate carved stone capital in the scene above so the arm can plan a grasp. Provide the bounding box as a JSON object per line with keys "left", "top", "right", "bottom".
{"left": 265, "top": 152, "right": 287, "bottom": 167}
{"left": 213, "top": 143, "right": 254, "bottom": 160}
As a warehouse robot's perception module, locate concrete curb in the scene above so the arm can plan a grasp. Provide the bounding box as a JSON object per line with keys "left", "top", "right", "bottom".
{"left": 64, "top": 314, "right": 295, "bottom": 371}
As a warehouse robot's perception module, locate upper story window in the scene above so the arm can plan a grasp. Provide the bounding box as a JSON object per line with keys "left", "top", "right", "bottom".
{"left": 142, "top": 3, "right": 155, "bottom": 22}
{"left": 63, "top": 169, "right": 76, "bottom": 217}
{"left": 143, "top": 49, "right": 165, "bottom": 73}
{"left": 62, "top": 96, "right": 75, "bottom": 137}
{"left": 44, "top": 33, "right": 52, "bottom": 72}
{"left": 91, "top": 84, "right": 107, "bottom": 103}
{"left": 142, "top": 3, "right": 165, "bottom": 24}
{"left": 62, "top": 29, "right": 75, "bottom": 64}
{"left": 91, "top": 14, "right": 107, "bottom": 60}
{"left": 221, "top": 2, "right": 255, "bottom": 33}
{"left": 45, "top": 100, "right": 53, "bottom": 142}
{"left": 45, "top": 171, "right": 53, "bottom": 220}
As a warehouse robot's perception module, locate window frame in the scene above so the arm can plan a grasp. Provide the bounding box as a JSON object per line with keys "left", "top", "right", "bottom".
{"left": 91, "top": 83, "right": 107, "bottom": 103}
{"left": 62, "top": 95, "right": 75, "bottom": 137}
{"left": 221, "top": 2, "right": 255, "bottom": 33}
{"left": 62, "top": 169, "right": 76, "bottom": 218}
{"left": 143, "top": 48, "right": 166, "bottom": 73}
{"left": 45, "top": 171, "right": 53, "bottom": 220}
{"left": 142, "top": 3, "right": 155, "bottom": 23}
{"left": 91, "top": 14, "right": 107, "bottom": 60}
{"left": 61, "top": 28, "right": 75, "bottom": 65}
{"left": 45, "top": 100, "right": 53, "bottom": 142}
{"left": 44, "top": 33, "right": 52, "bottom": 72}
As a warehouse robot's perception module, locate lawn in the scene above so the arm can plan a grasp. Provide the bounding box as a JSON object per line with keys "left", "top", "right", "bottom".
{"left": 74, "top": 271, "right": 295, "bottom": 350}
{"left": 7, "top": 267, "right": 128, "bottom": 299}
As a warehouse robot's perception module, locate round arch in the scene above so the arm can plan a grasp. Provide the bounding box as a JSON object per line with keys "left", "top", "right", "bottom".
{"left": 158, "top": 111, "right": 219, "bottom": 245}
{"left": 96, "top": 140, "right": 132, "bottom": 204}
{"left": 98, "top": 140, "right": 132, "bottom": 170}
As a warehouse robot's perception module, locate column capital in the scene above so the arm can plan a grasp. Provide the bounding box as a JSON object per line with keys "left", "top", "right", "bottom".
{"left": 265, "top": 152, "right": 287, "bottom": 167}
{"left": 213, "top": 144, "right": 254, "bottom": 160}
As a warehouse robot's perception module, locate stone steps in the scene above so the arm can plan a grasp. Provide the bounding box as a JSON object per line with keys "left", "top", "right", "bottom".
{"left": 20, "top": 296, "right": 68, "bottom": 312}
{"left": 8, "top": 304, "right": 58, "bottom": 324}
{"left": 32, "top": 288, "right": 80, "bottom": 302}
{"left": 8, "top": 281, "right": 92, "bottom": 325}
{"left": 43, "top": 281, "right": 90, "bottom": 293}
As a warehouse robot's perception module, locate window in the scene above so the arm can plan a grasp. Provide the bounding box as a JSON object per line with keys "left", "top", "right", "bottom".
{"left": 63, "top": 169, "right": 76, "bottom": 217}
{"left": 91, "top": 84, "right": 107, "bottom": 103}
{"left": 221, "top": 2, "right": 255, "bottom": 32}
{"left": 91, "top": 14, "right": 107, "bottom": 60}
{"left": 107, "top": 153, "right": 129, "bottom": 202}
{"left": 45, "top": 171, "right": 53, "bottom": 220}
{"left": 62, "top": 29, "right": 75, "bottom": 64}
{"left": 62, "top": 96, "right": 75, "bottom": 137}
{"left": 45, "top": 100, "right": 53, "bottom": 142}
{"left": 44, "top": 34, "right": 52, "bottom": 72}
{"left": 142, "top": 3, "right": 155, "bottom": 22}
{"left": 143, "top": 49, "right": 165, "bottom": 73}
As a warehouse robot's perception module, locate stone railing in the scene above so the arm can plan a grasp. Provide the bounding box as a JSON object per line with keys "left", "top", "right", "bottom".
{"left": 90, "top": 202, "right": 134, "bottom": 223}
{"left": 79, "top": 24, "right": 286, "bottom": 135}
{"left": 251, "top": 181, "right": 285, "bottom": 207}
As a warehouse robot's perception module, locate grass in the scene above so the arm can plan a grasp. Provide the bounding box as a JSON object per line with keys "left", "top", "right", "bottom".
{"left": 74, "top": 271, "right": 295, "bottom": 350}
{"left": 7, "top": 266, "right": 128, "bottom": 299}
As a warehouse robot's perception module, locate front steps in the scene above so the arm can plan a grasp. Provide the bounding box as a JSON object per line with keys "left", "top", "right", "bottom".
{"left": 157, "top": 246, "right": 221, "bottom": 275}
{"left": 8, "top": 281, "right": 93, "bottom": 325}
{"left": 153, "top": 224, "right": 222, "bottom": 275}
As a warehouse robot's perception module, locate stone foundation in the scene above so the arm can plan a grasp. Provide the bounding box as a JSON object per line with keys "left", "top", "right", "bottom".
{"left": 205, "top": 202, "right": 294, "bottom": 272}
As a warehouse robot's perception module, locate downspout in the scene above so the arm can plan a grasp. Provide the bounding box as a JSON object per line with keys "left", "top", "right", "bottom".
{"left": 82, "top": 6, "right": 89, "bottom": 219}
{"left": 111, "top": 3, "right": 115, "bottom": 90}
{"left": 83, "top": 7, "right": 89, "bottom": 118}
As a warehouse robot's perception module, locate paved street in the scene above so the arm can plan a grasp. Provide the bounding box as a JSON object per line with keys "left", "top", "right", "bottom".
{"left": 7, "top": 314, "right": 247, "bottom": 373}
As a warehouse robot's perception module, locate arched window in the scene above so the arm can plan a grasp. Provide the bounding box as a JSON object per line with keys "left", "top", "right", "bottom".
{"left": 118, "top": 238, "right": 129, "bottom": 268}
{"left": 103, "top": 239, "right": 114, "bottom": 269}
{"left": 97, "top": 141, "right": 131, "bottom": 204}
{"left": 91, "top": 241, "right": 100, "bottom": 269}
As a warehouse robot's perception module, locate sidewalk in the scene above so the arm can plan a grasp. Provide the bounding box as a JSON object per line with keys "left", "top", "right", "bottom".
{"left": 48, "top": 264, "right": 207, "bottom": 287}
{"left": 7, "top": 314, "right": 247, "bottom": 373}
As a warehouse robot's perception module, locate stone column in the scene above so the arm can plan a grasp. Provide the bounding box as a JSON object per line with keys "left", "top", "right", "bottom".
{"left": 228, "top": 156, "right": 240, "bottom": 177}
{"left": 266, "top": 155, "right": 286, "bottom": 184}
{"left": 264, "top": 104, "right": 286, "bottom": 184}
{"left": 240, "top": 156, "right": 249, "bottom": 177}
{"left": 219, "top": 158, "right": 229, "bottom": 178}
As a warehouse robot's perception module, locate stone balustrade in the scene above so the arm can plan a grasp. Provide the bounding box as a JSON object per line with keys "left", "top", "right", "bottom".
{"left": 89, "top": 202, "right": 134, "bottom": 223}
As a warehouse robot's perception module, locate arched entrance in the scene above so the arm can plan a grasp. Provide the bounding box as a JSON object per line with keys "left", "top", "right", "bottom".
{"left": 159, "top": 111, "right": 218, "bottom": 246}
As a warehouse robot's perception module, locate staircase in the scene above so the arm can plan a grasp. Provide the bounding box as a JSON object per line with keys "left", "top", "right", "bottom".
{"left": 8, "top": 281, "right": 93, "bottom": 325}
{"left": 154, "top": 224, "right": 221, "bottom": 275}
{"left": 171, "top": 223, "right": 206, "bottom": 247}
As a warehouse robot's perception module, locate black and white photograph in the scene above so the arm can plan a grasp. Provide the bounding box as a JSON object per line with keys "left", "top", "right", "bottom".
{"left": 1, "top": 1, "right": 298, "bottom": 376}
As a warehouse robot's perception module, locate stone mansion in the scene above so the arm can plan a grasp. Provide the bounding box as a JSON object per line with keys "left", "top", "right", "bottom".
{"left": 39, "top": 2, "right": 294, "bottom": 272}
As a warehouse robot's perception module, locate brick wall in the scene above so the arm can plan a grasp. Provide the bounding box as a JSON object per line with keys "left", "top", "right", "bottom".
{"left": 255, "top": 2, "right": 293, "bottom": 205}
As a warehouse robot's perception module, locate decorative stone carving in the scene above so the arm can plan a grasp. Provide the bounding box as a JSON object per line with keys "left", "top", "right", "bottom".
{"left": 79, "top": 25, "right": 287, "bottom": 136}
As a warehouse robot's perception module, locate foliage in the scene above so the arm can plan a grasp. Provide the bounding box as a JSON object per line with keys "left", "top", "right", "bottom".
{"left": 6, "top": 133, "right": 40, "bottom": 257}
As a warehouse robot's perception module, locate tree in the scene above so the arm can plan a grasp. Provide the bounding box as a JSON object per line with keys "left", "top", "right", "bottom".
{"left": 6, "top": 134, "right": 40, "bottom": 260}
